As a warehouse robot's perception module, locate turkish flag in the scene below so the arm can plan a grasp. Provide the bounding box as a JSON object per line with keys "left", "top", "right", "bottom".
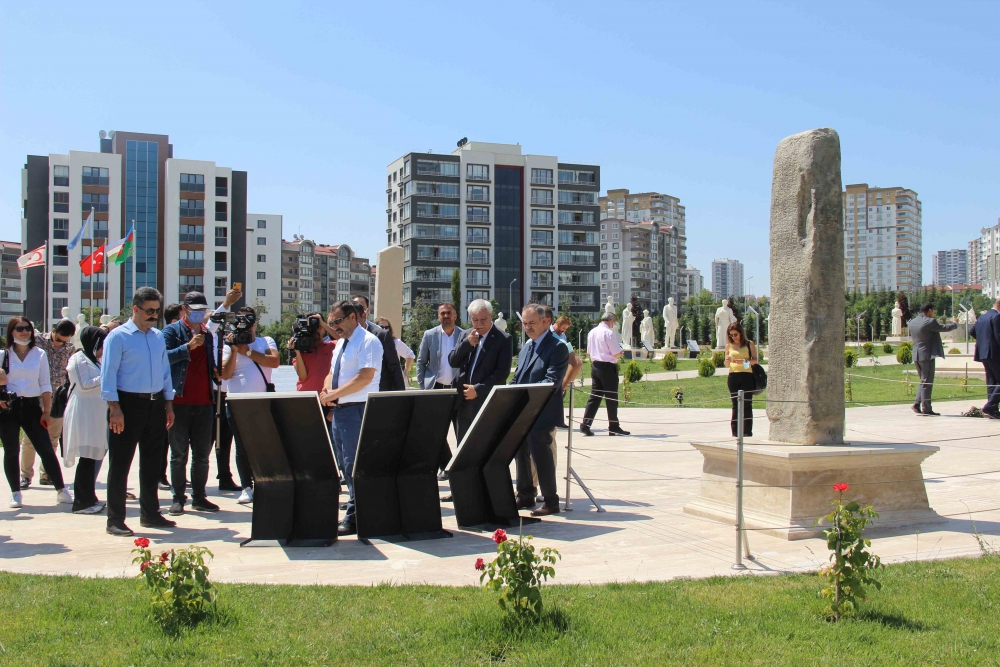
{"left": 80, "top": 244, "right": 105, "bottom": 276}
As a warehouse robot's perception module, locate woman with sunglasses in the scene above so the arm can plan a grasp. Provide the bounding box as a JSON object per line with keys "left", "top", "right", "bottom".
{"left": 723, "top": 321, "right": 758, "bottom": 438}
{"left": 1, "top": 316, "right": 73, "bottom": 508}
{"left": 63, "top": 326, "right": 109, "bottom": 514}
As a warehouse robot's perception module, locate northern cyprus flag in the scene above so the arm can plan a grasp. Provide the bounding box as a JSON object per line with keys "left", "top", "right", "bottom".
{"left": 106, "top": 226, "right": 135, "bottom": 265}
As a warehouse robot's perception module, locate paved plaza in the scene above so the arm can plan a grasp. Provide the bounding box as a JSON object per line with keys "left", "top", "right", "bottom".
{"left": 2, "top": 392, "right": 998, "bottom": 586}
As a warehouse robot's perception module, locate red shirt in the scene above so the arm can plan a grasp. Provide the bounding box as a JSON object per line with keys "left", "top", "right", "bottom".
{"left": 174, "top": 330, "right": 212, "bottom": 406}
{"left": 293, "top": 340, "right": 337, "bottom": 392}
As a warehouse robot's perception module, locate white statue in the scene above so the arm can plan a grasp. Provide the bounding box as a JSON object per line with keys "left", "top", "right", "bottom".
{"left": 640, "top": 309, "right": 654, "bottom": 349}
{"left": 621, "top": 307, "right": 635, "bottom": 348}
{"left": 99, "top": 314, "right": 112, "bottom": 327}
{"left": 60, "top": 306, "right": 70, "bottom": 320}
{"left": 891, "top": 305, "right": 903, "bottom": 336}
{"left": 612, "top": 320, "right": 622, "bottom": 345}
{"left": 73, "top": 314, "right": 86, "bottom": 349}
{"left": 714, "top": 300, "right": 736, "bottom": 349}
{"left": 494, "top": 312, "right": 507, "bottom": 334}
{"left": 662, "top": 297, "right": 677, "bottom": 349}
{"left": 604, "top": 296, "right": 616, "bottom": 318}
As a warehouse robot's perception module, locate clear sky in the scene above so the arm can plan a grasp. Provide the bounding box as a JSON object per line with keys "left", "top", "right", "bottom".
{"left": 2, "top": 1, "right": 997, "bottom": 295}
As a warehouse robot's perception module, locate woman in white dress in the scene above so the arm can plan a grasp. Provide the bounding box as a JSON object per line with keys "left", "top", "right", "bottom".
{"left": 376, "top": 317, "right": 415, "bottom": 382}
{"left": 63, "top": 326, "right": 109, "bottom": 514}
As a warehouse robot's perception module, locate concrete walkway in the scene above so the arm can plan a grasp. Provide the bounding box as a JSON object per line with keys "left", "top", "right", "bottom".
{"left": 2, "top": 400, "right": 997, "bottom": 586}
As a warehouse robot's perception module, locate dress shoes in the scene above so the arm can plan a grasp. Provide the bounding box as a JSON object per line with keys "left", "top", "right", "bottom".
{"left": 168, "top": 501, "right": 185, "bottom": 516}
{"left": 140, "top": 513, "right": 177, "bottom": 528}
{"left": 608, "top": 427, "right": 631, "bottom": 436}
{"left": 515, "top": 498, "right": 537, "bottom": 510}
{"left": 337, "top": 520, "right": 357, "bottom": 536}
{"left": 158, "top": 477, "right": 171, "bottom": 491}
{"left": 218, "top": 478, "right": 242, "bottom": 492}
{"left": 911, "top": 404, "right": 923, "bottom": 415}
{"left": 192, "top": 498, "right": 220, "bottom": 512}
{"left": 579, "top": 425, "right": 594, "bottom": 437}
{"left": 984, "top": 411, "right": 1000, "bottom": 420}
{"left": 530, "top": 504, "right": 560, "bottom": 517}
{"left": 923, "top": 410, "right": 941, "bottom": 416}
{"left": 106, "top": 523, "right": 134, "bottom": 537}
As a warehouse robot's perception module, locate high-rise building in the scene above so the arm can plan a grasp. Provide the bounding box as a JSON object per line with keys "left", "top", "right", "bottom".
{"left": 711, "top": 258, "right": 744, "bottom": 300}
{"left": 598, "top": 188, "right": 687, "bottom": 311}
{"left": 977, "top": 221, "right": 1000, "bottom": 298}
{"left": 842, "top": 183, "right": 923, "bottom": 293}
{"left": 20, "top": 131, "right": 270, "bottom": 328}
{"left": 280, "top": 238, "right": 372, "bottom": 316}
{"left": 245, "top": 214, "right": 282, "bottom": 322}
{"left": 0, "top": 241, "right": 23, "bottom": 327}
{"left": 931, "top": 249, "right": 968, "bottom": 286}
{"left": 386, "top": 141, "right": 601, "bottom": 317}
{"left": 968, "top": 237, "right": 984, "bottom": 287}
{"left": 683, "top": 265, "right": 704, "bottom": 298}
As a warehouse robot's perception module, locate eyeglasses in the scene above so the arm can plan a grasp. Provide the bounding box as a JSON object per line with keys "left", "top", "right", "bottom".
{"left": 329, "top": 317, "right": 346, "bottom": 326}
{"left": 13, "top": 325, "right": 31, "bottom": 333}
{"left": 53, "top": 335, "right": 71, "bottom": 344}
{"left": 137, "top": 307, "right": 162, "bottom": 316}
{"left": 729, "top": 333, "right": 740, "bottom": 338}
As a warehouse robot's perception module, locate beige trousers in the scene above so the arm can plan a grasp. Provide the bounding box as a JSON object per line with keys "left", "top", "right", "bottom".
{"left": 20, "top": 416, "right": 63, "bottom": 480}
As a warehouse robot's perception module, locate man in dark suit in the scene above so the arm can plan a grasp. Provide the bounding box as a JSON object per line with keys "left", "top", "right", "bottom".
{"left": 971, "top": 297, "right": 1000, "bottom": 418}
{"left": 510, "top": 304, "right": 568, "bottom": 517}
{"left": 352, "top": 296, "right": 405, "bottom": 391}
{"left": 907, "top": 302, "right": 958, "bottom": 416}
{"left": 448, "top": 299, "right": 512, "bottom": 441}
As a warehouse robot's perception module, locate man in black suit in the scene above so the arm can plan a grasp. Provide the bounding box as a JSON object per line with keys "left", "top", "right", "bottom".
{"left": 971, "top": 297, "right": 1000, "bottom": 418}
{"left": 448, "top": 299, "right": 512, "bottom": 441}
{"left": 511, "top": 304, "right": 568, "bottom": 517}
{"left": 352, "top": 295, "right": 405, "bottom": 391}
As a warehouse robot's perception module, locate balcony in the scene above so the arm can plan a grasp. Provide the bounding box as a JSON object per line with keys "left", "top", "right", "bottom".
{"left": 180, "top": 183, "right": 205, "bottom": 193}
{"left": 179, "top": 233, "right": 204, "bottom": 244}
{"left": 180, "top": 207, "right": 205, "bottom": 218}
{"left": 531, "top": 197, "right": 554, "bottom": 206}
{"left": 215, "top": 262, "right": 227, "bottom": 271}
{"left": 467, "top": 214, "right": 489, "bottom": 223}
{"left": 466, "top": 174, "right": 490, "bottom": 182}
{"left": 531, "top": 280, "right": 554, "bottom": 288}
{"left": 82, "top": 175, "right": 110, "bottom": 186}
{"left": 216, "top": 187, "right": 228, "bottom": 197}
{"left": 466, "top": 193, "right": 490, "bottom": 203}
{"left": 530, "top": 176, "right": 554, "bottom": 185}
{"left": 215, "top": 211, "right": 227, "bottom": 222}
{"left": 179, "top": 259, "right": 204, "bottom": 269}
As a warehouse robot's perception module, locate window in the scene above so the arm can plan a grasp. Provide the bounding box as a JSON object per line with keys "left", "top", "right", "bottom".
{"left": 401, "top": 202, "right": 411, "bottom": 219}
{"left": 215, "top": 226, "right": 228, "bottom": 246}
{"left": 416, "top": 202, "right": 459, "bottom": 218}
{"left": 214, "top": 277, "right": 227, "bottom": 297}
{"left": 467, "top": 206, "right": 489, "bottom": 223}
{"left": 215, "top": 201, "right": 227, "bottom": 222}
{"left": 558, "top": 250, "right": 595, "bottom": 266}
{"left": 531, "top": 271, "right": 553, "bottom": 288}
{"left": 531, "top": 251, "right": 553, "bottom": 266}
{"left": 526, "top": 210, "right": 552, "bottom": 227}
{"left": 257, "top": 254, "right": 266, "bottom": 262}
{"left": 561, "top": 290, "right": 595, "bottom": 306}
{"left": 559, "top": 191, "right": 597, "bottom": 205}
{"left": 93, "top": 219, "right": 108, "bottom": 238}
{"left": 466, "top": 185, "right": 490, "bottom": 202}
{"left": 415, "top": 181, "right": 460, "bottom": 197}
{"left": 257, "top": 289, "right": 266, "bottom": 297}
{"left": 467, "top": 290, "right": 490, "bottom": 301}
{"left": 531, "top": 168, "right": 553, "bottom": 185}
{"left": 467, "top": 164, "right": 489, "bottom": 181}
{"left": 53, "top": 165, "right": 69, "bottom": 186}
{"left": 215, "top": 176, "right": 228, "bottom": 197}
{"left": 467, "top": 269, "right": 489, "bottom": 286}
{"left": 257, "top": 236, "right": 267, "bottom": 245}
{"left": 53, "top": 245, "right": 68, "bottom": 266}
{"left": 180, "top": 275, "right": 204, "bottom": 296}
{"left": 180, "top": 173, "right": 205, "bottom": 192}
{"left": 531, "top": 189, "right": 553, "bottom": 205}
{"left": 82, "top": 166, "right": 109, "bottom": 186}
{"left": 403, "top": 159, "right": 410, "bottom": 177}
{"left": 82, "top": 192, "right": 109, "bottom": 212}
{"left": 179, "top": 250, "right": 204, "bottom": 268}
{"left": 180, "top": 199, "right": 205, "bottom": 217}
{"left": 257, "top": 219, "right": 267, "bottom": 229}
{"left": 530, "top": 292, "right": 554, "bottom": 306}
{"left": 180, "top": 224, "right": 204, "bottom": 243}
{"left": 531, "top": 230, "right": 553, "bottom": 246}
{"left": 416, "top": 245, "right": 459, "bottom": 261}
{"left": 405, "top": 266, "right": 452, "bottom": 282}
{"left": 415, "top": 159, "right": 459, "bottom": 176}
{"left": 52, "top": 272, "right": 68, "bottom": 293}
{"left": 53, "top": 219, "right": 69, "bottom": 240}
{"left": 52, "top": 298, "right": 68, "bottom": 320}
{"left": 215, "top": 251, "right": 227, "bottom": 271}
{"left": 53, "top": 192, "right": 70, "bottom": 212}
{"left": 467, "top": 227, "right": 490, "bottom": 244}
{"left": 467, "top": 248, "right": 489, "bottom": 265}
{"left": 558, "top": 169, "right": 596, "bottom": 185}
{"left": 558, "top": 210, "right": 595, "bottom": 224}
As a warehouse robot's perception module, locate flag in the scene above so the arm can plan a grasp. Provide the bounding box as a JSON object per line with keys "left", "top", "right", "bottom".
{"left": 80, "top": 244, "right": 106, "bottom": 276}
{"left": 67, "top": 209, "right": 93, "bottom": 250}
{"left": 17, "top": 245, "right": 46, "bottom": 270}
{"left": 106, "top": 227, "right": 135, "bottom": 265}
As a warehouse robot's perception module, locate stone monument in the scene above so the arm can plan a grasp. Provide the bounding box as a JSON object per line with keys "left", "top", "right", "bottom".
{"left": 714, "top": 299, "right": 736, "bottom": 350}
{"left": 73, "top": 313, "right": 87, "bottom": 349}
{"left": 494, "top": 312, "right": 507, "bottom": 333}
{"left": 640, "top": 309, "right": 654, "bottom": 349}
{"left": 629, "top": 295, "right": 642, "bottom": 347}
{"left": 662, "top": 297, "right": 677, "bottom": 349}
{"left": 612, "top": 321, "right": 622, "bottom": 345}
{"left": 61, "top": 306, "right": 70, "bottom": 320}
{"left": 373, "top": 246, "right": 404, "bottom": 338}
{"left": 891, "top": 304, "right": 903, "bottom": 337}
{"left": 604, "top": 296, "right": 615, "bottom": 318}
{"left": 621, "top": 307, "right": 635, "bottom": 348}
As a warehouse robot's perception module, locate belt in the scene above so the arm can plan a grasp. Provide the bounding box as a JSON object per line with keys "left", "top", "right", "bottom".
{"left": 118, "top": 390, "right": 166, "bottom": 401}
{"left": 334, "top": 401, "right": 365, "bottom": 409}
{"left": 592, "top": 360, "right": 616, "bottom": 365}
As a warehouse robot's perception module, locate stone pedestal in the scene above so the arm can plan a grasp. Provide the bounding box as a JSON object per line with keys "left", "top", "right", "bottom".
{"left": 684, "top": 440, "right": 939, "bottom": 540}
{"left": 885, "top": 336, "right": 912, "bottom": 344}
{"left": 373, "top": 246, "right": 404, "bottom": 337}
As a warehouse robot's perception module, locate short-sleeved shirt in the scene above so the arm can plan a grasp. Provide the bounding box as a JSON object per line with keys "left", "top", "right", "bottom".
{"left": 330, "top": 325, "right": 382, "bottom": 404}
{"left": 222, "top": 336, "right": 277, "bottom": 394}
{"left": 34, "top": 330, "right": 74, "bottom": 389}
{"left": 293, "top": 340, "right": 337, "bottom": 392}
{"left": 587, "top": 322, "right": 622, "bottom": 363}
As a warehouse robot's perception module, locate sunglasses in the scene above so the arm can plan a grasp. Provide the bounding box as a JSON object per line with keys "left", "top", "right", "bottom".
{"left": 138, "top": 307, "right": 162, "bottom": 316}
{"left": 329, "top": 317, "right": 346, "bottom": 326}
{"left": 13, "top": 325, "right": 32, "bottom": 333}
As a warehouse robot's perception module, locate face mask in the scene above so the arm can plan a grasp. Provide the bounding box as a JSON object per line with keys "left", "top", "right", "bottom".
{"left": 187, "top": 310, "right": 206, "bottom": 324}
{"left": 14, "top": 335, "right": 31, "bottom": 346}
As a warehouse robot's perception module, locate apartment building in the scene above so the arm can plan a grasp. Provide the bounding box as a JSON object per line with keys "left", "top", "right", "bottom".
{"left": 280, "top": 238, "right": 372, "bottom": 317}
{"left": 968, "top": 237, "right": 984, "bottom": 287}
{"left": 0, "top": 241, "right": 23, "bottom": 327}
{"left": 683, "top": 265, "right": 704, "bottom": 298}
{"left": 711, "top": 258, "right": 744, "bottom": 300}
{"left": 931, "top": 249, "right": 968, "bottom": 286}
{"left": 386, "top": 141, "right": 601, "bottom": 317}
{"left": 975, "top": 221, "right": 1000, "bottom": 299}
{"left": 599, "top": 188, "right": 688, "bottom": 309}
{"left": 843, "top": 183, "right": 923, "bottom": 293}
{"left": 245, "top": 214, "right": 282, "bottom": 323}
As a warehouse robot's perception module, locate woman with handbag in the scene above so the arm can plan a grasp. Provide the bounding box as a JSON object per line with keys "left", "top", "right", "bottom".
{"left": 1, "top": 316, "right": 73, "bottom": 509}
{"left": 63, "top": 326, "right": 109, "bottom": 514}
{"left": 724, "top": 321, "right": 758, "bottom": 438}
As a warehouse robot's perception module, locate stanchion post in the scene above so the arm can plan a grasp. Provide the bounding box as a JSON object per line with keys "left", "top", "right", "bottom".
{"left": 732, "top": 389, "right": 748, "bottom": 571}
{"left": 564, "top": 383, "right": 574, "bottom": 511}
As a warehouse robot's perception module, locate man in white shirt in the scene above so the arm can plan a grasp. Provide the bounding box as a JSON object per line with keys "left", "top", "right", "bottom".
{"left": 581, "top": 312, "right": 630, "bottom": 437}
{"left": 220, "top": 306, "right": 280, "bottom": 504}
{"left": 320, "top": 300, "right": 382, "bottom": 536}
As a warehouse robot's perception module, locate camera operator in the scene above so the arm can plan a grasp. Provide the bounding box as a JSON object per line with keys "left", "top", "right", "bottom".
{"left": 288, "top": 313, "right": 339, "bottom": 393}
{"left": 220, "top": 306, "right": 279, "bottom": 504}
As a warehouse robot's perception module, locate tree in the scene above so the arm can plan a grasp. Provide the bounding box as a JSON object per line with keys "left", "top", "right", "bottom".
{"left": 402, "top": 297, "right": 437, "bottom": 356}
{"left": 451, "top": 268, "right": 461, "bottom": 325}
{"left": 259, "top": 300, "right": 300, "bottom": 364}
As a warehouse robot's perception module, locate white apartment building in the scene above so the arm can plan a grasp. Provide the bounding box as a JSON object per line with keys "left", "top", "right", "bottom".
{"left": 280, "top": 238, "right": 372, "bottom": 317}
{"left": 246, "top": 214, "right": 282, "bottom": 323}
{"left": 684, "top": 265, "right": 704, "bottom": 298}
{"left": 931, "top": 249, "right": 968, "bottom": 286}
{"left": 711, "top": 258, "right": 744, "bottom": 300}
{"left": 977, "top": 221, "right": 1000, "bottom": 298}
{"left": 843, "top": 183, "right": 923, "bottom": 292}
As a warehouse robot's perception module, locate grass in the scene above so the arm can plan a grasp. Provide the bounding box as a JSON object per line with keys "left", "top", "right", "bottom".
{"left": 2, "top": 557, "right": 1000, "bottom": 665}
{"left": 566, "top": 363, "right": 988, "bottom": 409}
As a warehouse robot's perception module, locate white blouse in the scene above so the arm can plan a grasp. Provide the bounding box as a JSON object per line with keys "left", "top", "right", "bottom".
{"left": 2, "top": 347, "right": 52, "bottom": 397}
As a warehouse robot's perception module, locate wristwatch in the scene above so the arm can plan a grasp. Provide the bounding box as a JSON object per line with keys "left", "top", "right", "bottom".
{"left": 244, "top": 348, "right": 253, "bottom": 357}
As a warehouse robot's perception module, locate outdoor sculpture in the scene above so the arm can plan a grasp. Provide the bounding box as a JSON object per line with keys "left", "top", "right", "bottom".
{"left": 662, "top": 297, "right": 677, "bottom": 348}
{"left": 494, "top": 312, "right": 507, "bottom": 333}
{"left": 640, "top": 309, "right": 654, "bottom": 349}
{"left": 621, "top": 308, "right": 635, "bottom": 348}
{"left": 612, "top": 321, "right": 623, "bottom": 345}
{"left": 604, "top": 296, "right": 616, "bottom": 318}
{"left": 73, "top": 314, "right": 86, "bottom": 349}
{"left": 714, "top": 299, "right": 736, "bottom": 349}
{"left": 891, "top": 303, "right": 903, "bottom": 336}
{"left": 61, "top": 306, "right": 70, "bottom": 320}
{"left": 629, "top": 294, "right": 642, "bottom": 348}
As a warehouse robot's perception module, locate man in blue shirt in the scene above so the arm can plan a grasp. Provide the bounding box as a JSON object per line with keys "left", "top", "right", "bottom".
{"left": 101, "top": 287, "right": 176, "bottom": 536}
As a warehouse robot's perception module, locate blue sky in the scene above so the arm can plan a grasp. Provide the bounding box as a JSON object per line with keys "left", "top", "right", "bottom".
{"left": 1, "top": 1, "right": 997, "bottom": 295}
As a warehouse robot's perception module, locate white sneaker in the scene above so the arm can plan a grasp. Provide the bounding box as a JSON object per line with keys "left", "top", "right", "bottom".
{"left": 56, "top": 488, "right": 74, "bottom": 504}
{"left": 237, "top": 487, "right": 254, "bottom": 504}
{"left": 9, "top": 492, "right": 22, "bottom": 509}
{"left": 80, "top": 502, "right": 106, "bottom": 515}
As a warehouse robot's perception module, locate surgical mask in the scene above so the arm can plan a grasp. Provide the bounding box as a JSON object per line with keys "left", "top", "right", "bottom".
{"left": 13, "top": 335, "right": 31, "bottom": 346}
{"left": 187, "top": 310, "right": 206, "bottom": 324}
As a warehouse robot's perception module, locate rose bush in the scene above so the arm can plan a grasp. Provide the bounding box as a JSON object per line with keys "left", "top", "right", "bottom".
{"left": 132, "top": 539, "right": 217, "bottom": 631}
{"left": 816, "top": 484, "right": 882, "bottom": 621}
{"left": 478, "top": 525, "right": 560, "bottom": 619}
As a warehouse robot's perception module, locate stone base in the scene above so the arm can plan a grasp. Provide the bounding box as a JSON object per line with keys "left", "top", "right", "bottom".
{"left": 683, "top": 440, "right": 940, "bottom": 540}
{"left": 885, "top": 336, "right": 912, "bottom": 344}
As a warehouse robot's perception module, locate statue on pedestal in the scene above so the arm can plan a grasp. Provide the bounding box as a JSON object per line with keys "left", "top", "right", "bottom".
{"left": 604, "top": 296, "right": 616, "bottom": 318}
{"left": 714, "top": 298, "right": 736, "bottom": 349}
{"left": 662, "top": 297, "right": 677, "bottom": 349}
{"left": 73, "top": 314, "right": 87, "bottom": 349}
{"left": 60, "top": 306, "right": 70, "bottom": 320}
{"left": 612, "top": 321, "right": 622, "bottom": 345}
{"left": 621, "top": 307, "right": 635, "bottom": 348}
{"left": 640, "top": 309, "right": 654, "bottom": 349}
{"left": 891, "top": 304, "right": 903, "bottom": 337}
{"left": 629, "top": 294, "right": 642, "bottom": 348}
{"left": 494, "top": 312, "right": 507, "bottom": 334}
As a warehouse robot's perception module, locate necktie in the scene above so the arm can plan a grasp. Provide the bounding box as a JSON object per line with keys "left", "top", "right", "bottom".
{"left": 331, "top": 336, "right": 350, "bottom": 390}
{"left": 517, "top": 340, "right": 536, "bottom": 383}
{"left": 469, "top": 336, "right": 484, "bottom": 379}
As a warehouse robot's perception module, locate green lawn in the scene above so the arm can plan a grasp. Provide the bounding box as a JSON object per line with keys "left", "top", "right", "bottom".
{"left": 2, "top": 557, "right": 1000, "bottom": 665}
{"left": 566, "top": 363, "right": 987, "bottom": 409}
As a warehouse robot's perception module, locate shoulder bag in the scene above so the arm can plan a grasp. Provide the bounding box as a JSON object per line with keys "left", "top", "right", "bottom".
{"left": 251, "top": 359, "right": 276, "bottom": 392}
{"left": 749, "top": 341, "right": 767, "bottom": 392}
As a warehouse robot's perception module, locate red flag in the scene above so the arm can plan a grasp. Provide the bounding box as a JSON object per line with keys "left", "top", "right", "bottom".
{"left": 80, "top": 244, "right": 106, "bottom": 276}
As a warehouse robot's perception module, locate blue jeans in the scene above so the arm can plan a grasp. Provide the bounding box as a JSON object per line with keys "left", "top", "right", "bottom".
{"left": 331, "top": 402, "right": 365, "bottom": 525}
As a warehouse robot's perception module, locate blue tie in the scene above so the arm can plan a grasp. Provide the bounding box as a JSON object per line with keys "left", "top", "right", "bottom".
{"left": 517, "top": 340, "right": 536, "bottom": 383}
{"left": 331, "top": 336, "right": 350, "bottom": 390}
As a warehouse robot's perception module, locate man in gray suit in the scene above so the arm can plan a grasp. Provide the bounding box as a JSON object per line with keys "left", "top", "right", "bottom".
{"left": 908, "top": 302, "right": 958, "bottom": 416}
{"left": 416, "top": 302, "right": 467, "bottom": 474}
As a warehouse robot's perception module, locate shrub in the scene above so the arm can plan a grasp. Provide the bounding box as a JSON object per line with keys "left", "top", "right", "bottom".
{"left": 948, "top": 347, "right": 962, "bottom": 355}
{"left": 882, "top": 342, "right": 893, "bottom": 354}
{"left": 861, "top": 341, "right": 874, "bottom": 355}
{"left": 623, "top": 360, "right": 644, "bottom": 384}
{"left": 844, "top": 349, "right": 858, "bottom": 368}
{"left": 896, "top": 343, "right": 912, "bottom": 365}
{"left": 132, "top": 539, "right": 216, "bottom": 631}
{"left": 712, "top": 351, "right": 725, "bottom": 368}
{"left": 816, "top": 484, "right": 882, "bottom": 621}
{"left": 661, "top": 352, "right": 677, "bottom": 371}
{"left": 698, "top": 358, "right": 716, "bottom": 377}
{"left": 478, "top": 528, "right": 560, "bottom": 619}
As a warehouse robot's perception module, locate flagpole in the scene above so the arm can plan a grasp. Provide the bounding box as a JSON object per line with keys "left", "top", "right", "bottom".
{"left": 88, "top": 207, "right": 94, "bottom": 323}
{"left": 43, "top": 240, "right": 49, "bottom": 331}
{"left": 131, "top": 219, "right": 136, "bottom": 300}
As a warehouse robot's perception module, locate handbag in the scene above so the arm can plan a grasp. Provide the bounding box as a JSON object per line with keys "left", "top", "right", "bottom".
{"left": 51, "top": 383, "right": 69, "bottom": 418}
{"left": 749, "top": 341, "right": 767, "bottom": 392}
{"left": 251, "top": 359, "right": 276, "bottom": 393}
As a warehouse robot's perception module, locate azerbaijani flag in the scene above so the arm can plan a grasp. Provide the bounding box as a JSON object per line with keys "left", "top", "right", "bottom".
{"left": 106, "top": 226, "right": 135, "bottom": 265}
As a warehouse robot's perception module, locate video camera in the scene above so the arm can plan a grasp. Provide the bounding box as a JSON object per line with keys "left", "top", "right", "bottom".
{"left": 0, "top": 387, "right": 19, "bottom": 413}
{"left": 211, "top": 310, "right": 256, "bottom": 345}
{"left": 291, "top": 315, "right": 322, "bottom": 352}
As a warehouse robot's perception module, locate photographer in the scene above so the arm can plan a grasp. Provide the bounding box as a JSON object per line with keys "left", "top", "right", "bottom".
{"left": 220, "top": 306, "right": 279, "bottom": 504}
{"left": 288, "top": 313, "right": 339, "bottom": 393}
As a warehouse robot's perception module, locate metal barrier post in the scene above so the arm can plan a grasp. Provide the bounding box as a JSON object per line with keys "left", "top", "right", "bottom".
{"left": 564, "top": 384, "right": 574, "bottom": 511}
{"left": 732, "top": 389, "right": 748, "bottom": 571}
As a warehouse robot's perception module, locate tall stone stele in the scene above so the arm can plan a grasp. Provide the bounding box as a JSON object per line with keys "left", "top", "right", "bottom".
{"left": 766, "top": 128, "right": 845, "bottom": 444}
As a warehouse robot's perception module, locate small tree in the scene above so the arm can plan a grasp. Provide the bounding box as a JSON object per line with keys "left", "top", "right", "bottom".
{"left": 451, "top": 268, "right": 462, "bottom": 324}
{"left": 817, "top": 484, "right": 882, "bottom": 621}
{"left": 402, "top": 298, "right": 437, "bottom": 355}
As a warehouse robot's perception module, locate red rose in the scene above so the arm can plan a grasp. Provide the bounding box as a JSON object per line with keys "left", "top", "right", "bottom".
{"left": 492, "top": 529, "right": 508, "bottom": 544}
{"left": 475, "top": 558, "right": 485, "bottom": 571}
{"left": 159, "top": 552, "right": 169, "bottom": 563}
{"left": 134, "top": 537, "right": 150, "bottom": 548}
{"left": 833, "top": 483, "right": 849, "bottom": 492}
{"left": 139, "top": 561, "right": 151, "bottom": 572}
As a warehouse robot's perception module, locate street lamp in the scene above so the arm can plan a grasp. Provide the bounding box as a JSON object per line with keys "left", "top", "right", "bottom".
{"left": 959, "top": 302, "right": 972, "bottom": 354}
{"left": 746, "top": 305, "right": 759, "bottom": 348}
{"left": 508, "top": 278, "right": 517, "bottom": 320}
{"left": 855, "top": 310, "right": 867, "bottom": 352}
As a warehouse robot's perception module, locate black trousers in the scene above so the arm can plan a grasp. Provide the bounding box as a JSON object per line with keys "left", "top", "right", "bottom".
{"left": 984, "top": 359, "right": 1000, "bottom": 415}
{"left": 214, "top": 392, "right": 235, "bottom": 481}
{"left": 1, "top": 398, "right": 65, "bottom": 493}
{"left": 106, "top": 392, "right": 167, "bottom": 526}
{"left": 434, "top": 383, "right": 458, "bottom": 470}
{"left": 582, "top": 361, "right": 620, "bottom": 429}
{"left": 727, "top": 372, "right": 755, "bottom": 437}
{"left": 226, "top": 405, "right": 254, "bottom": 489}
{"left": 72, "top": 457, "right": 100, "bottom": 511}
{"left": 169, "top": 403, "right": 214, "bottom": 503}
{"left": 516, "top": 427, "right": 559, "bottom": 507}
